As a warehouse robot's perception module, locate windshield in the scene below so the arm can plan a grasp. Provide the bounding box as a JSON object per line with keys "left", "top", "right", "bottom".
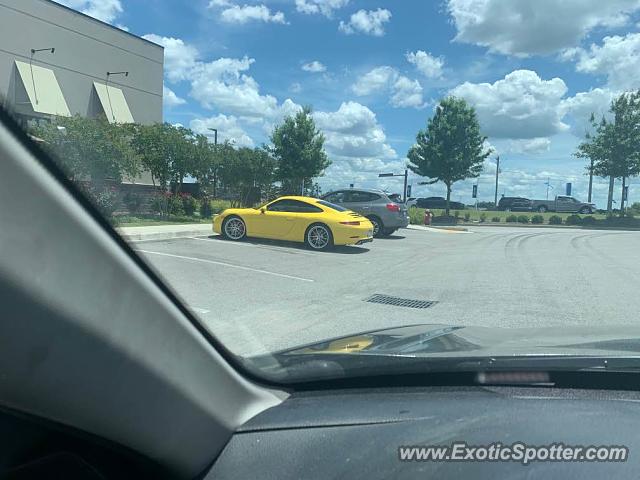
{"left": 5, "top": 0, "right": 640, "bottom": 384}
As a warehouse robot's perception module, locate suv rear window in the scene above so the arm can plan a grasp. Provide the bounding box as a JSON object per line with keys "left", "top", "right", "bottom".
{"left": 345, "top": 191, "right": 380, "bottom": 202}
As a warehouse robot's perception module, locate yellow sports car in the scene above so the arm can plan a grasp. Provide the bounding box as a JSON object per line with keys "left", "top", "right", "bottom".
{"left": 213, "top": 196, "right": 374, "bottom": 250}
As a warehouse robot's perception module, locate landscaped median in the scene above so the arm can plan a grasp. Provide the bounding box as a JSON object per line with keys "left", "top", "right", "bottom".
{"left": 408, "top": 207, "right": 640, "bottom": 230}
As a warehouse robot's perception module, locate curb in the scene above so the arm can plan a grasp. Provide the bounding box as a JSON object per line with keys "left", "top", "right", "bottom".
{"left": 116, "top": 224, "right": 212, "bottom": 242}
{"left": 407, "top": 225, "right": 469, "bottom": 233}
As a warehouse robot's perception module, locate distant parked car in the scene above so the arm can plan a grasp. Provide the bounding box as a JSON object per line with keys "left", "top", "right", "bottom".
{"left": 415, "top": 197, "right": 466, "bottom": 210}
{"left": 406, "top": 197, "right": 418, "bottom": 209}
{"left": 530, "top": 196, "right": 595, "bottom": 214}
{"left": 497, "top": 197, "right": 532, "bottom": 212}
{"left": 321, "top": 188, "right": 409, "bottom": 237}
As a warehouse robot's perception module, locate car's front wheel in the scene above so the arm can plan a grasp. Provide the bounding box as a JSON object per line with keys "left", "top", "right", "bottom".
{"left": 579, "top": 207, "right": 591, "bottom": 214}
{"left": 305, "top": 223, "right": 334, "bottom": 250}
{"left": 222, "top": 215, "right": 246, "bottom": 241}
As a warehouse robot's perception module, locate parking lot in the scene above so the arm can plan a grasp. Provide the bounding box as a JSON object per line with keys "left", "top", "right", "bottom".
{"left": 136, "top": 226, "right": 640, "bottom": 356}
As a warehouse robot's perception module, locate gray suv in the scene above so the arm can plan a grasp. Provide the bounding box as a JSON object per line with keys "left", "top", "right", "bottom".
{"left": 321, "top": 188, "right": 409, "bottom": 237}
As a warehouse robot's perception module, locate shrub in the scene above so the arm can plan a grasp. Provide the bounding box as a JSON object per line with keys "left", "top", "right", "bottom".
{"left": 565, "top": 214, "right": 582, "bottom": 225}
{"left": 531, "top": 215, "right": 544, "bottom": 224}
{"left": 517, "top": 215, "right": 530, "bottom": 224}
{"left": 168, "top": 195, "right": 185, "bottom": 216}
{"left": 479, "top": 213, "right": 487, "bottom": 223}
{"left": 464, "top": 212, "right": 471, "bottom": 221}
{"left": 454, "top": 210, "right": 460, "bottom": 218}
{"left": 150, "top": 192, "right": 169, "bottom": 216}
{"left": 200, "top": 198, "right": 212, "bottom": 218}
{"left": 182, "top": 195, "right": 198, "bottom": 216}
{"left": 548, "top": 215, "right": 563, "bottom": 225}
{"left": 491, "top": 216, "right": 501, "bottom": 223}
{"left": 581, "top": 215, "right": 596, "bottom": 226}
{"left": 409, "top": 208, "right": 424, "bottom": 225}
{"left": 210, "top": 199, "right": 232, "bottom": 214}
{"left": 506, "top": 215, "right": 518, "bottom": 223}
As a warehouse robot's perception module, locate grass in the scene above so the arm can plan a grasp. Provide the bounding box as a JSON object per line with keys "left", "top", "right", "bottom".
{"left": 409, "top": 207, "right": 608, "bottom": 225}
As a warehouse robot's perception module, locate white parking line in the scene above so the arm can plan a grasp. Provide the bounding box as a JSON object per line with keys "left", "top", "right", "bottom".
{"left": 136, "top": 249, "right": 315, "bottom": 282}
{"left": 187, "top": 236, "right": 320, "bottom": 256}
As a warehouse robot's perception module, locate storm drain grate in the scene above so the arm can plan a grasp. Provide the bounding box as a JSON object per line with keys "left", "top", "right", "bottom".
{"left": 365, "top": 294, "right": 438, "bottom": 309}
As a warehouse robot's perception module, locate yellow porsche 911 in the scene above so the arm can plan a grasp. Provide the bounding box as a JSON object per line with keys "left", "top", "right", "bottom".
{"left": 212, "top": 196, "right": 374, "bottom": 250}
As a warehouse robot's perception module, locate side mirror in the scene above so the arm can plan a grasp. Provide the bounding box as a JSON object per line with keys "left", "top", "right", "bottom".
{"left": 260, "top": 207, "right": 266, "bottom": 214}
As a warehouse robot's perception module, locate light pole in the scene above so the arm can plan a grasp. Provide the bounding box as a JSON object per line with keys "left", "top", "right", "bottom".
{"left": 379, "top": 169, "right": 409, "bottom": 202}
{"left": 105, "top": 71, "right": 128, "bottom": 122}
{"left": 494, "top": 155, "right": 500, "bottom": 207}
{"left": 29, "top": 47, "right": 55, "bottom": 106}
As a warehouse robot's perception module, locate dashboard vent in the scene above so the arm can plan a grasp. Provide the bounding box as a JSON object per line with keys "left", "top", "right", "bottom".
{"left": 365, "top": 294, "right": 438, "bottom": 309}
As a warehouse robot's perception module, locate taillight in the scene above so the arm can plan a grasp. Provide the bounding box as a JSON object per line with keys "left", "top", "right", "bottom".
{"left": 386, "top": 203, "right": 400, "bottom": 212}
{"left": 340, "top": 221, "right": 360, "bottom": 225}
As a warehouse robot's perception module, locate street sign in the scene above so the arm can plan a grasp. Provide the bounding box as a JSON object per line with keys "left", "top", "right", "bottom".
{"left": 566, "top": 182, "right": 572, "bottom": 196}
{"left": 349, "top": 183, "right": 354, "bottom": 188}
{"left": 407, "top": 184, "right": 412, "bottom": 197}
{"left": 472, "top": 184, "right": 478, "bottom": 198}
{"left": 623, "top": 186, "right": 629, "bottom": 201}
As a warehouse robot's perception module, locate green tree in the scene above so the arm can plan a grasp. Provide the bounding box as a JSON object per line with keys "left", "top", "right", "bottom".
{"left": 408, "top": 97, "right": 491, "bottom": 215}
{"left": 576, "top": 91, "right": 640, "bottom": 215}
{"left": 130, "top": 123, "right": 172, "bottom": 188}
{"left": 270, "top": 106, "right": 330, "bottom": 195}
{"left": 218, "top": 146, "right": 277, "bottom": 206}
{"left": 32, "top": 115, "right": 140, "bottom": 185}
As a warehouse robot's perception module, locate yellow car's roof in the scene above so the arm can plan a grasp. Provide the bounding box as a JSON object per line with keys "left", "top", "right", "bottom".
{"left": 275, "top": 195, "right": 320, "bottom": 203}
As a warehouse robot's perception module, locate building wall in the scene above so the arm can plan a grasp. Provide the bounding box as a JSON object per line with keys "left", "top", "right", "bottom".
{"left": 0, "top": 0, "right": 163, "bottom": 125}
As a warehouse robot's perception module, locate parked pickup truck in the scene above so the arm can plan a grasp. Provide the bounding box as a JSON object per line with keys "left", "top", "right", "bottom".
{"left": 530, "top": 195, "right": 595, "bottom": 214}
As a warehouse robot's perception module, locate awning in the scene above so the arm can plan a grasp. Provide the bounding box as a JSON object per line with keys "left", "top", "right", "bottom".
{"left": 15, "top": 60, "right": 71, "bottom": 117}
{"left": 93, "top": 81, "right": 134, "bottom": 124}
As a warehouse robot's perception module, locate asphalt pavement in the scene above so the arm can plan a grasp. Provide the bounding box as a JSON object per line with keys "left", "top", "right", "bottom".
{"left": 134, "top": 226, "right": 640, "bottom": 356}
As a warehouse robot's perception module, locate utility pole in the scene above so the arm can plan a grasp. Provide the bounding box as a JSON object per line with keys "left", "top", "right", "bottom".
{"left": 546, "top": 177, "right": 550, "bottom": 200}
{"left": 494, "top": 155, "right": 500, "bottom": 207}
{"left": 402, "top": 169, "right": 408, "bottom": 203}
{"left": 587, "top": 157, "right": 594, "bottom": 203}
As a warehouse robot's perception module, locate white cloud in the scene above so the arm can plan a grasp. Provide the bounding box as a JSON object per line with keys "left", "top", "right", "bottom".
{"left": 450, "top": 70, "right": 569, "bottom": 138}
{"left": 563, "top": 33, "right": 640, "bottom": 91}
{"left": 302, "top": 61, "right": 327, "bottom": 73}
{"left": 447, "top": 0, "right": 640, "bottom": 56}
{"left": 351, "top": 66, "right": 397, "bottom": 95}
{"left": 218, "top": 4, "right": 287, "bottom": 24}
{"left": 339, "top": 8, "right": 392, "bottom": 37}
{"left": 190, "top": 114, "right": 255, "bottom": 147}
{"left": 190, "top": 56, "right": 284, "bottom": 118}
{"left": 406, "top": 50, "right": 444, "bottom": 78}
{"left": 163, "top": 84, "right": 186, "bottom": 108}
{"left": 289, "top": 82, "right": 302, "bottom": 93}
{"left": 508, "top": 137, "right": 552, "bottom": 155}
{"left": 560, "top": 88, "right": 616, "bottom": 135}
{"left": 313, "top": 102, "right": 399, "bottom": 188}
{"left": 390, "top": 76, "right": 424, "bottom": 108}
{"left": 54, "top": 0, "right": 123, "bottom": 24}
{"left": 295, "top": 0, "right": 349, "bottom": 17}
{"left": 352, "top": 66, "right": 424, "bottom": 108}
{"left": 142, "top": 34, "right": 199, "bottom": 83}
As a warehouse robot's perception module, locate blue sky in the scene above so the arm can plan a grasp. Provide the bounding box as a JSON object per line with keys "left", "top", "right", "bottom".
{"left": 58, "top": 0, "right": 640, "bottom": 206}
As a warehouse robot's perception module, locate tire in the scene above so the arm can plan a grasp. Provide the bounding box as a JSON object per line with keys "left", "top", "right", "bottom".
{"left": 381, "top": 228, "right": 396, "bottom": 236}
{"left": 537, "top": 205, "right": 547, "bottom": 213}
{"left": 579, "top": 207, "right": 591, "bottom": 214}
{"left": 366, "top": 216, "right": 383, "bottom": 237}
{"left": 222, "top": 215, "right": 246, "bottom": 241}
{"left": 304, "top": 223, "right": 334, "bottom": 251}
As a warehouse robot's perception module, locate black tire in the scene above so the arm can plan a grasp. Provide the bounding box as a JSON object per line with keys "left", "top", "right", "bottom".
{"left": 221, "top": 215, "right": 246, "bottom": 241}
{"left": 579, "top": 207, "right": 591, "bottom": 214}
{"left": 537, "top": 205, "right": 547, "bottom": 213}
{"left": 366, "top": 216, "right": 383, "bottom": 237}
{"left": 381, "top": 228, "right": 396, "bottom": 236}
{"left": 304, "top": 223, "right": 334, "bottom": 251}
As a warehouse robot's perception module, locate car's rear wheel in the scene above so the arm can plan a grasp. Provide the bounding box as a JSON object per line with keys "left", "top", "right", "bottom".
{"left": 537, "top": 205, "right": 547, "bottom": 213}
{"left": 381, "top": 228, "right": 396, "bottom": 236}
{"left": 366, "top": 216, "right": 383, "bottom": 237}
{"left": 222, "top": 215, "right": 246, "bottom": 240}
{"left": 305, "top": 223, "right": 333, "bottom": 250}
